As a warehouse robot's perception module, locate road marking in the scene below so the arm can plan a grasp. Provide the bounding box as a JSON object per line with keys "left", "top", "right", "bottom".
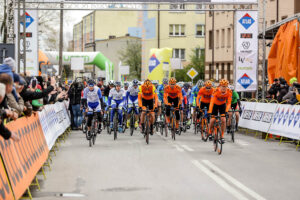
{"left": 180, "top": 144, "right": 194, "bottom": 152}
{"left": 235, "top": 140, "right": 249, "bottom": 146}
{"left": 202, "top": 160, "right": 266, "bottom": 200}
{"left": 191, "top": 160, "right": 249, "bottom": 200}
{"left": 173, "top": 144, "right": 184, "bottom": 152}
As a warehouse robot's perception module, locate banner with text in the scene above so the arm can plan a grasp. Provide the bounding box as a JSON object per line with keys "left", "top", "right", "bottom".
{"left": 234, "top": 11, "right": 258, "bottom": 92}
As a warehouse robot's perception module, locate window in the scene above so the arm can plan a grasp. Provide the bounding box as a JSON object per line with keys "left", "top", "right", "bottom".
{"left": 173, "top": 49, "right": 185, "bottom": 60}
{"left": 227, "top": 63, "right": 231, "bottom": 82}
{"left": 195, "top": 48, "right": 204, "bottom": 58}
{"left": 209, "top": 31, "right": 213, "bottom": 49}
{"left": 281, "top": 15, "right": 288, "bottom": 20}
{"left": 196, "top": 24, "right": 205, "bottom": 37}
{"left": 227, "top": 28, "right": 231, "bottom": 47}
{"left": 221, "top": 63, "right": 225, "bottom": 79}
{"left": 216, "top": 30, "right": 219, "bottom": 48}
{"left": 270, "top": 20, "right": 275, "bottom": 25}
{"left": 221, "top": 29, "right": 225, "bottom": 48}
{"left": 169, "top": 24, "right": 185, "bottom": 36}
{"left": 195, "top": 4, "right": 205, "bottom": 13}
{"left": 209, "top": 64, "right": 212, "bottom": 79}
{"left": 170, "top": 3, "right": 185, "bottom": 10}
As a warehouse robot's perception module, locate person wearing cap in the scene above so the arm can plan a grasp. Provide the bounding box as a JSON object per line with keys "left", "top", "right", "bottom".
{"left": 6, "top": 74, "right": 26, "bottom": 115}
{"left": 82, "top": 79, "right": 104, "bottom": 137}
{"left": 268, "top": 78, "right": 280, "bottom": 99}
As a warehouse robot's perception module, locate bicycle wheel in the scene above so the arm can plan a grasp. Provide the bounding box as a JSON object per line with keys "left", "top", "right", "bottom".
{"left": 214, "top": 127, "right": 218, "bottom": 152}
{"left": 171, "top": 116, "right": 176, "bottom": 140}
{"left": 107, "top": 112, "right": 111, "bottom": 134}
{"left": 130, "top": 113, "right": 134, "bottom": 136}
{"left": 113, "top": 112, "right": 118, "bottom": 140}
{"left": 231, "top": 115, "right": 236, "bottom": 142}
{"left": 217, "top": 128, "right": 223, "bottom": 155}
{"left": 201, "top": 118, "right": 209, "bottom": 142}
{"left": 145, "top": 116, "right": 149, "bottom": 144}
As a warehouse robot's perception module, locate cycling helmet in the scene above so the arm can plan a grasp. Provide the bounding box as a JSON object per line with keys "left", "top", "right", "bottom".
{"left": 144, "top": 79, "right": 152, "bottom": 87}
{"left": 162, "top": 78, "right": 168, "bottom": 85}
{"left": 115, "top": 81, "right": 121, "bottom": 87}
{"left": 177, "top": 82, "right": 184, "bottom": 88}
{"left": 219, "top": 79, "right": 229, "bottom": 87}
{"left": 196, "top": 80, "right": 204, "bottom": 88}
{"left": 132, "top": 79, "right": 138, "bottom": 86}
{"left": 108, "top": 80, "right": 115, "bottom": 86}
{"left": 87, "top": 79, "right": 95, "bottom": 86}
{"left": 169, "top": 77, "right": 177, "bottom": 85}
{"left": 124, "top": 81, "right": 129, "bottom": 87}
{"left": 204, "top": 80, "right": 212, "bottom": 88}
{"left": 183, "top": 82, "right": 190, "bottom": 89}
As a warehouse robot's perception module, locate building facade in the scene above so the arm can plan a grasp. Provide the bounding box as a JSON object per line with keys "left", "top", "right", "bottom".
{"left": 72, "top": 4, "right": 206, "bottom": 80}
{"left": 205, "top": 0, "right": 300, "bottom": 85}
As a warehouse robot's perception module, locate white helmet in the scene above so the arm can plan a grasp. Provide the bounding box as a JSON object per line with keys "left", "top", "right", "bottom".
{"left": 108, "top": 80, "right": 115, "bottom": 86}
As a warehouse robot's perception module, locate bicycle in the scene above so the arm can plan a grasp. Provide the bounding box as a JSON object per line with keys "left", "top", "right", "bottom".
{"left": 212, "top": 115, "right": 223, "bottom": 155}
{"left": 194, "top": 107, "right": 201, "bottom": 135}
{"left": 88, "top": 109, "right": 101, "bottom": 147}
{"left": 143, "top": 106, "right": 152, "bottom": 144}
{"left": 106, "top": 107, "right": 112, "bottom": 135}
{"left": 128, "top": 103, "right": 138, "bottom": 136}
{"left": 200, "top": 107, "right": 209, "bottom": 142}
{"left": 159, "top": 104, "right": 166, "bottom": 136}
{"left": 227, "top": 109, "right": 239, "bottom": 143}
{"left": 169, "top": 105, "right": 179, "bottom": 141}
{"left": 81, "top": 111, "right": 88, "bottom": 136}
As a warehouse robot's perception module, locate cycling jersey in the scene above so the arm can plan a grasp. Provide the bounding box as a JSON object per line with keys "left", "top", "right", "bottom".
{"left": 108, "top": 88, "right": 126, "bottom": 107}
{"left": 126, "top": 85, "right": 139, "bottom": 114}
{"left": 164, "top": 85, "right": 183, "bottom": 107}
{"left": 191, "top": 85, "right": 200, "bottom": 106}
{"left": 139, "top": 84, "right": 156, "bottom": 100}
{"left": 208, "top": 88, "right": 232, "bottom": 114}
{"left": 231, "top": 90, "right": 239, "bottom": 105}
{"left": 157, "top": 84, "right": 165, "bottom": 102}
{"left": 82, "top": 86, "right": 103, "bottom": 113}
{"left": 183, "top": 88, "right": 191, "bottom": 105}
{"left": 138, "top": 84, "right": 158, "bottom": 110}
{"left": 196, "top": 87, "right": 214, "bottom": 106}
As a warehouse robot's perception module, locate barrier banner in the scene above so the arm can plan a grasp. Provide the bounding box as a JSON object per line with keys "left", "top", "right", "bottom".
{"left": 0, "top": 156, "right": 14, "bottom": 200}
{"left": 0, "top": 115, "right": 49, "bottom": 199}
{"left": 239, "top": 102, "right": 257, "bottom": 129}
{"left": 38, "top": 101, "right": 70, "bottom": 149}
{"left": 269, "top": 104, "right": 300, "bottom": 140}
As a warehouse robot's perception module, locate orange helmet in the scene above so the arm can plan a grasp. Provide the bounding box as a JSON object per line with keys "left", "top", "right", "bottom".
{"left": 219, "top": 79, "right": 229, "bottom": 87}
{"left": 144, "top": 79, "right": 152, "bottom": 87}
{"left": 204, "top": 80, "right": 212, "bottom": 87}
{"left": 169, "top": 77, "right": 177, "bottom": 85}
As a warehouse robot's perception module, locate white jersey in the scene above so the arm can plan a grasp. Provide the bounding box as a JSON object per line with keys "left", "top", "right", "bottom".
{"left": 83, "top": 86, "right": 102, "bottom": 103}
{"left": 109, "top": 88, "right": 126, "bottom": 101}
{"left": 127, "top": 86, "right": 139, "bottom": 97}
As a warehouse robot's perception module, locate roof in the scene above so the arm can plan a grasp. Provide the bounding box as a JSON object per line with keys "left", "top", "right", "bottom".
{"left": 258, "top": 13, "right": 300, "bottom": 40}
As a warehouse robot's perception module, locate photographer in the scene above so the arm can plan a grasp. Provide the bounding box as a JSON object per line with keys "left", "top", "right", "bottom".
{"left": 276, "top": 77, "right": 289, "bottom": 103}
{"left": 268, "top": 78, "right": 280, "bottom": 99}
{"left": 68, "top": 81, "right": 83, "bottom": 130}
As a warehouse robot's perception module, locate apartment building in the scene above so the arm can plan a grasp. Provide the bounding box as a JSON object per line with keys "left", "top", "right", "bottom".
{"left": 205, "top": 0, "right": 300, "bottom": 84}
{"left": 72, "top": 4, "right": 205, "bottom": 79}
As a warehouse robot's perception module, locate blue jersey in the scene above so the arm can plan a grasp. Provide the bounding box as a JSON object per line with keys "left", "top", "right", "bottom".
{"left": 157, "top": 84, "right": 164, "bottom": 102}
{"left": 191, "top": 86, "right": 200, "bottom": 106}
{"left": 82, "top": 86, "right": 103, "bottom": 111}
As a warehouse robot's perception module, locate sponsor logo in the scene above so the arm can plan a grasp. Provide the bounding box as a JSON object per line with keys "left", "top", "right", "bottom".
{"left": 238, "top": 56, "right": 253, "bottom": 64}
{"left": 273, "top": 108, "right": 280, "bottom": 123}
{"left": 252, "top": 111, "right": 263, "bottom": 121}
{"left": 240, "top": 33, "right": 253, "bottom": 38}
{"left": 237, "top": 73, "right": 253, "bottom": 89}
{"left": 148, "top": 54, "right": 160, "bottom": 73}
{"left": 239, "top": 13, "right": 255, "bottom": 30}
{"left": 277, "top": 108, "right": 285, "bottom": 124}
{"left": 262, "top": 112, "right": 273, "bottom": 123}
{"left": 288, "top": 109, "right": 295, "bottom": 126}
{"left": 242, "top": 110, "right": 253, "bottom": 120}
{"left": 282, "top": 109, "right": 289, "bottom": 125}
{"left": 242, "top": 41, "right": 250, "bottom": 49}
{"left": 20, "top": 12, "right": 34, "bottom": 28}
{"left": 294, "top": 109, "right": 300, "bottom": 127}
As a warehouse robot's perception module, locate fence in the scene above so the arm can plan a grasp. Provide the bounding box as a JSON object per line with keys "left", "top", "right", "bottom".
{"left": 239, "top": 99, "right": 300, "bottom": 150}
{"left": 0, "top": 101, "right": 71, "bottom": 200}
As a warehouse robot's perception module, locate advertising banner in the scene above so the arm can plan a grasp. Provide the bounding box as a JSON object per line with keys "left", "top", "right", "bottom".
{"left": 14, "top": 10, "right": 39, "bottom": 76}
{"left": 239, "top": 101, "right": 257, "bottom": 129}
{"left": 234, "top": 11, "right": 258, "bottom": 92}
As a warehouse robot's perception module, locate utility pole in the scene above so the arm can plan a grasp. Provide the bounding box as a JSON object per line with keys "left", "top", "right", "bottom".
{"left": 262, "top": 0, "right": 266, "bottom": 99}
{"left": 59, "top": 2, "right": 64, "bottom": 77}
{"left": 17, "top": 0, "right": 26, "bottom": 74}
{"left": 157, "top": 3, "right": 160, "bottom": 48}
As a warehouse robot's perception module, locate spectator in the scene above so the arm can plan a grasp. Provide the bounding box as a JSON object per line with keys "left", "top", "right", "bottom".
{"left": 276, "top": 77, "right": 289, "bottom": 102}
{"left": 29, "top": 77, "right": 44, "bottom": 111}
{"left": 68, "top": 81, "right": 83, "bottom": 130}
{"left": 268, "top": 78, "right": 280, "bottom": 99}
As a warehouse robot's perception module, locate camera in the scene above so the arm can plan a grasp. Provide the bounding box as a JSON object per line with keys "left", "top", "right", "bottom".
{"left": 293, "top": 82, "right": 300, "bottom": 93}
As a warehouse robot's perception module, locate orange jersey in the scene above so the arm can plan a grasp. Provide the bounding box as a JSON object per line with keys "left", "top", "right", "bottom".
{"left": 196, "top": 87, "right": 214, "bottom": 106}
{"left": 209, "top": 88, "right": 232, "bottom": 113}
{"left": 140, "top": 84, "right": 155, "bottom": 100}
{"left": 164, "top": 85, "right": 183, "bottom": 105}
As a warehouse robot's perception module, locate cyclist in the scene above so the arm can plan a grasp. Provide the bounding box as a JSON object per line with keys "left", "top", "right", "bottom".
{"left": 126, "top": 79, "right": 139, "bottom": 128}
{"left": 124, "top": 81, "right": 129, "bottom": 92}
{"left": 156, "top": 78, "right": 168, "bottom": 122}
{"left": 183, "top": 82, "right": 192, "bottom": 125}
{"left": 82, "top": 79, "right": 104, "bottom": 137}
{"left": 180, "top": 83, "right": 188, "bottom": 129}
{"left": 196, "top": 80, "right": 214, "bottom": 121}
{"left": 227, "top": 85, "right": 241, "bottom": 133}
{"left": 138, "top": 79, "right": 158, "bottom": 135}
{"left": 191, "top": 80, "right": 204, "bottom": 124}
{"left": 208, "top": 79, "right": 232, "bottom": 143}
{"left": 164, "top": 77, "right": 183, "bottom": 134}
{"left": 107, "top": 81, "right": 126, "bottom": 133}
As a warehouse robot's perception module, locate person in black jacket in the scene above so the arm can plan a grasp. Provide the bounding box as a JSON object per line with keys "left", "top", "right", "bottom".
{"left": 68, "top": 81, "right": 84, "bottom": 130}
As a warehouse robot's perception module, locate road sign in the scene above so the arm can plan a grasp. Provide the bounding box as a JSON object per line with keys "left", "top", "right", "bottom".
{"left": 187, "top": 68, "right": 198, "bottom": 79}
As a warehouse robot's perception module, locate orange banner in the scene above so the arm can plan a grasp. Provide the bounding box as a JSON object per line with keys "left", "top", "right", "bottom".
{"left": 0, "top": 115, "right": 49, "bottom": 199}
{"left": 0, "top": 155, "right": 14, "bottom": 200}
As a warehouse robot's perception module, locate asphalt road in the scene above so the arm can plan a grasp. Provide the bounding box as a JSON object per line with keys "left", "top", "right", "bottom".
{"left": 32, "top": 127, "right": 300, "bottom": 200}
